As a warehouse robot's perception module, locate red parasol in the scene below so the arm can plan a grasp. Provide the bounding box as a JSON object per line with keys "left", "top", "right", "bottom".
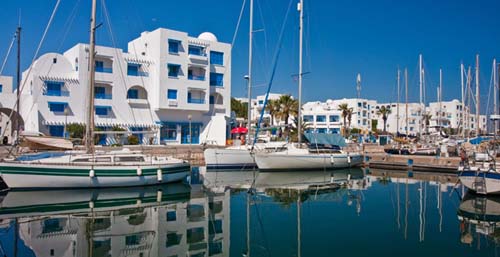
{"left": 231, "top": 127, "right": 248, "bottom": 134}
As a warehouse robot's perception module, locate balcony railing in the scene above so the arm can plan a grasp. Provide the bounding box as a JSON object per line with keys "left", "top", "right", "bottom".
{"left": 188, "top": 74, "right": 205, "bottom": 81}
{"left": 44, "top": 90, "right": 70, "bottom": 97}
{"left": 127, "top": 71, "right": 149, "bottom": 77}
{"left": 188, "top": 98, "right": 205, "bottom": 104}
{"left": 96, "top": 67, "right": 113, "bottom": 73}
{"left": 95, "top": 93, "right": 112, "bottom": 99}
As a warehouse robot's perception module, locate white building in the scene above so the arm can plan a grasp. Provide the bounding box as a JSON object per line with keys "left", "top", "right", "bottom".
{"left": 0, "top": 76, "right": 18, "bottom": 143}
{"left": 302, "top": 101, "right": 342, "bottom": 134}
{"left": 427, "top": 99, "right": 486, "bottom": 133}
{"left": 237, "top": 93, "right": 293, "bottom": 126}
{"left": 19, "top": 28, "right": 231, "bottom": 145}
{"left": 373, "top": 103, "right": 423, "bottom": 136}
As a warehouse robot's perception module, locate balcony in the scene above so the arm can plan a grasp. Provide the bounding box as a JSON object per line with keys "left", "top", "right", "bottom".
{"left": 95, "top": 67, "right": 113, "bottom": 73}
{"left": 95, "top": 93, "right": 112, "bottom": 100}
{"left": 44, "top": 90, "right": 69, "bottom": 97}
{"left": 188, "top": 98, "right": 205, "bottom": 104}
{"left": 127, "top": 70, "right": 149, "bottom": 77}
{"left": 188, "top": 74, "right": 205, "bottom": 81}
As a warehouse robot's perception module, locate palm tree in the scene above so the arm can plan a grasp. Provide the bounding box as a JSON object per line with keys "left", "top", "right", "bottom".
{"left": 277, "top": 95, "right": 298, "bottom": 131}
{"left": 338, "top": 103, "right": 350, "bottom": 135}
{"left": 289, "top": 117, "right": 311, "bottom": 142}
{"left": 422, "top": 113, "right": 432, "bottom": 134}
{"left": 377, "top": 106, "right": 392, "bottom": 132}
{"left": 347, "top": 108, "right": 354, "bottom": 133}
{"left": 265, "top": 99, "right": 281, "bottom": 126}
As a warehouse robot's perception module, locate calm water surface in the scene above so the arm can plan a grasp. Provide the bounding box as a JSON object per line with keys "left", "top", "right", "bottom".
{"left": 0, "top": 167, "right": 497, "bottom": 257}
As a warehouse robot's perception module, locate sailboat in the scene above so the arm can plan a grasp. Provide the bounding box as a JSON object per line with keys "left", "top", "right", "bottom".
{"left": 253, "top": 0, "right": 363, "bottom": 171}
{"left": 0, "top": 0, "right": 190, "bottom": 189}
{"left": 203, "top": 0, "right": 286, "bottom": 170}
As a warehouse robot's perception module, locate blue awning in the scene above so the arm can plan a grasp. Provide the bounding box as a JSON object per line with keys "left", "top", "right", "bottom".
{"left": 48, "top": 101, "right": 68, "bottom": 105}
{"left": 168, "top": 38, "right": 182, "bottom": 43}
{"left": 167, "top": 63, "right": 181, "bottom": 67}
{"left": 304, "top": 132, "right": 347, "bottom": 147}
{"left": 95, "top": 105, "right": 112, "bottom": 109}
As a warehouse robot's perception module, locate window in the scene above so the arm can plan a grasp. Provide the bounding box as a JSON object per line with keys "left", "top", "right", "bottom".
{"left": 95, "top": 86, "right": 111, "bottom": 99}
{"left": 161, "top": 124, "right": 177, "bottom": 141}
{"left": 210, "top": 73, "right": 224, "bottom": 86}
{"left": 168, "top": 64, "right": 180, "bottom": 77}
{"left": 168, "top": 39, "right": 179, "bottom": 54}
{"left": 125, "top": 235, "right": 140, "bottom": 246}
{"left": 127, "top": 64, "right": 138, "bottom": 76}
{"left": 48, "top": 102, "right": 67, "bottom": 112}
{"left": 0, "top": 84, "right": 2, "bottom": 93}
{"left": 209, "top": 95, "right": 215, "bottom": 104}
{"left": 188, "top": 45, "right": 204, "bottom": 56}
{"left": 330, "top": 128, "right": 340, "bottom": 134}
{"left": 303, "top": 115, "right": 313, "bottom": 122}
{"left": 258, "top": 100, "right": 264, "bottom": 105}
{"left": 210, "top": 51, "right": 223, "bottom": 65}
{"left": 95, "top": 106, "right": 110, "bottom": 116}
{"left": 167, "top": 211, "right": 176, "bottom": 221}
{"left": 95, "top": 61, "right": 103, "bottom": 71}
{"left": 317, "top": 128, "right": 327, "bottom": 133}
{"left": 316, "top": 115, "right": 326, "bottom": 122}
{"left": 127, "top": 89, "right": 138, "bottom": 99}
{"left": 167, "top": 89, "right": 177, "bottom": 100}
{"left": 329, "top": 115, "right": 339, "bottom": 122}
{"left": 53, "top": 58, "right": 57, "bottom": 64}
{"left": 166, "top": 233, "right": 181, "bottom": 248}
{"left": 209, "top": 220, "right": 223, "bottom": 235}
{"left": 45, "top": 81, "right": 65, "bottom": 96}
{"left": 357, "top": 102, "right": 362, "bottom": 107}
{"left": 49, "top": 126, "right": 64, "bottom": 137}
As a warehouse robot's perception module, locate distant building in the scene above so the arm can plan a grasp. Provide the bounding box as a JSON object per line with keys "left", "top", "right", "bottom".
{"left": 237, "top": 93, "right": 293, "bottom": 126}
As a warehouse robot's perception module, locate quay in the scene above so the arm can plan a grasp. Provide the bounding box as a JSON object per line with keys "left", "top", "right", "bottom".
{"left": 363, "top": 144, "right": 460, "bottom": 173}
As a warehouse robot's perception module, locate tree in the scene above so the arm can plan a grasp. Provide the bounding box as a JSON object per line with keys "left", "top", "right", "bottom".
{"left": 422, "top": 113, "right": 432, "bottom": 134}
{"left": 66, "top": 124, "right": 85, "bottom": 139}
{"left": 338, "top": 103, "right": 350, "bottom": 136}
{"left": 289, "top": 117, "right": 311, "bottom": 142}
{"left": 230, "top": 98, "right": 248, "bottom": 119}
{"left": 346, "top": 108, "right": 354, "bottom": 133}
{"left": 377, "top": 106, "right": 392, "bottom": 132}
{"left": 371, "top": 119, "right": 378, "bottom": 132}
{"left": 276, "top": 95, "right": 298, "bottom": 127}
{"left": 265, "top": 99, "right": 281, "bottom": 126}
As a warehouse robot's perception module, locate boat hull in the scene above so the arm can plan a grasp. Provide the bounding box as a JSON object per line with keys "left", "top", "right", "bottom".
{"left": 459, "top": 171, "right": 500, "bottom": 195}
{"left": 204, "top": 148, "right": 256, "bottom": 170}
{"left": 0, "top": 162, "right": 190, "bottom": 189}
{"left": 254, "top": 152, "right": 363, "bottom": 171}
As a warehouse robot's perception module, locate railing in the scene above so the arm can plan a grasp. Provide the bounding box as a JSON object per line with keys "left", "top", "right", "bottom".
{"left": 44, "top": 90, "right": 70, "bottom": 97}
{"left": 188, "top": 74, "right": 205, "bottom": 81}
{"left": 96, "top": 67, "right": 113, "bottom": 73}
{"left": 95, "top": 93, "right": 112, "bottom": 99}
{"left": 188, "top": 98, "right": 205, "bottom": 104}
{"left": 127, "top": 71, "right": 149, "bottom": 77}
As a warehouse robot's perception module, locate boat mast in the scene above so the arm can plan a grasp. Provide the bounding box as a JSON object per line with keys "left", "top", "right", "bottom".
{"left": 246, "top": 0, "right": 253, "bottom": 144}
{"left": 467, "top": 66, "right": 472, "bottom": 137}
{"left": 397, "top": 69, "right": 400, "bottom": 135}
{"left": 15, "top": 25, "right": 21, "bottom": 145}
{"left": 85, "top": 0, "right": 97, "bottom": 153}
{"left": 419, "top": 54, "right": 423, "bottom": 137}
{"left": 461, "top": 63, "right": 465, "bottom": 138}
{"left": 297, "top": 0, "right": 304, "bottom": 144}
{"left": 494, "top": 58, "right": 497, "bottom": 134}
{"left": 475, "top": 55, "right": 480, "bottom": 136}
{"left": 405, "top": 68, "right": 409, "bottom": 139}
{"left": 438, "top": 69, "right": 442, "bottom": 132}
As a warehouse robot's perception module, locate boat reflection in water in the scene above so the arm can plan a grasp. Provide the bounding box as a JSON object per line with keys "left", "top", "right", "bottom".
{"left": 0, "top": 181, "right": 231, "bottom": 257}
{"left": 458, "top": 193, "right": 500, "bottom": 247}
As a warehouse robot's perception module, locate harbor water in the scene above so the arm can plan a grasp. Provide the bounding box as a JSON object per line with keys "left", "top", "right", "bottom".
{"left": 0, "top": 167, "right": 497, "bottom": 257}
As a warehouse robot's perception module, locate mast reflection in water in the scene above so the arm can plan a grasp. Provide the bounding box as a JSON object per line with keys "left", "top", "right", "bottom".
{"left": 0, "top": 168, "right": 498, "bottom": 257}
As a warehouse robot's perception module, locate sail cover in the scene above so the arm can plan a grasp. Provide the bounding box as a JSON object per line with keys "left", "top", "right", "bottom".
{"left": 304, "top": 133, "right": 346, "bottom": 147}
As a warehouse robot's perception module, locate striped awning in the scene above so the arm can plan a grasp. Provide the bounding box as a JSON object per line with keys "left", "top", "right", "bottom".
{"left": 124, "top": 56, "right": 154, "bottom": 65}
{"left": 39, "top": 75, "right": 79, "bottom": 83}
{"left": 188, "top": 39, "right": 209, "bottom": 47}
{"left": 42, "top": 120, "right": 159, "bottom": 128}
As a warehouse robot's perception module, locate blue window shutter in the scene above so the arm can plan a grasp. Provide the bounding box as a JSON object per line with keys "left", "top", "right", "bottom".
{"left": 209, "top": 95, "right": 215, "bottom": 104}
{"left": 167, "top": 89, "right": 177, "bottom": 100}
{"left": 127, "top": 89, "right": 139, "bottom": 99}
{"left": 0, "top": 84, "right": 3, "bottom": 93}
{"left": 210, "top": 51, "right": 223, "bottom": 65}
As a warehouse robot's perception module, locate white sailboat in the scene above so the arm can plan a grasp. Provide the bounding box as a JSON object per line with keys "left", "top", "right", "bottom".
{"left": 253, "top": 0, "right": 363, "bottom": 171}
{"left": 0, "top": 0, "right": 190, "bottom": 189}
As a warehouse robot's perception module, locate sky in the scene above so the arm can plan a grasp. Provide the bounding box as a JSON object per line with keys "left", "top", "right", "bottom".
{"left": 0, "top": 0, "right": 499, "bottom": 112}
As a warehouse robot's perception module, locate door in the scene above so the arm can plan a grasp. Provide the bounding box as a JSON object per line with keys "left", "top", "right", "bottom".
{"left": 181, "top": 124, "right": 200, "bottom": 144}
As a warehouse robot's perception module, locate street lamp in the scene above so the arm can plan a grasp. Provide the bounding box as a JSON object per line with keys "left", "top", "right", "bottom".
{"left": 63, "top": 106, "right": 69, "bottom": 138}
{"left": 188, "top": 114, "right": 192, "bottom": 145}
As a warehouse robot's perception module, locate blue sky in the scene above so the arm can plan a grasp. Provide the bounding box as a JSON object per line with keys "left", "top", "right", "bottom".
{"left": 0, "top": 0, "right": 499, "bottom": 111}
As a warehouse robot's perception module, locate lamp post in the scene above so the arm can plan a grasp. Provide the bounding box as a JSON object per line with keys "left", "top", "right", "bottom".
{"left": 188, "top": 114, "right": 192, "bottom": 145}
{"left": 64, "top": 106, "right": 69, "bottom": 138}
